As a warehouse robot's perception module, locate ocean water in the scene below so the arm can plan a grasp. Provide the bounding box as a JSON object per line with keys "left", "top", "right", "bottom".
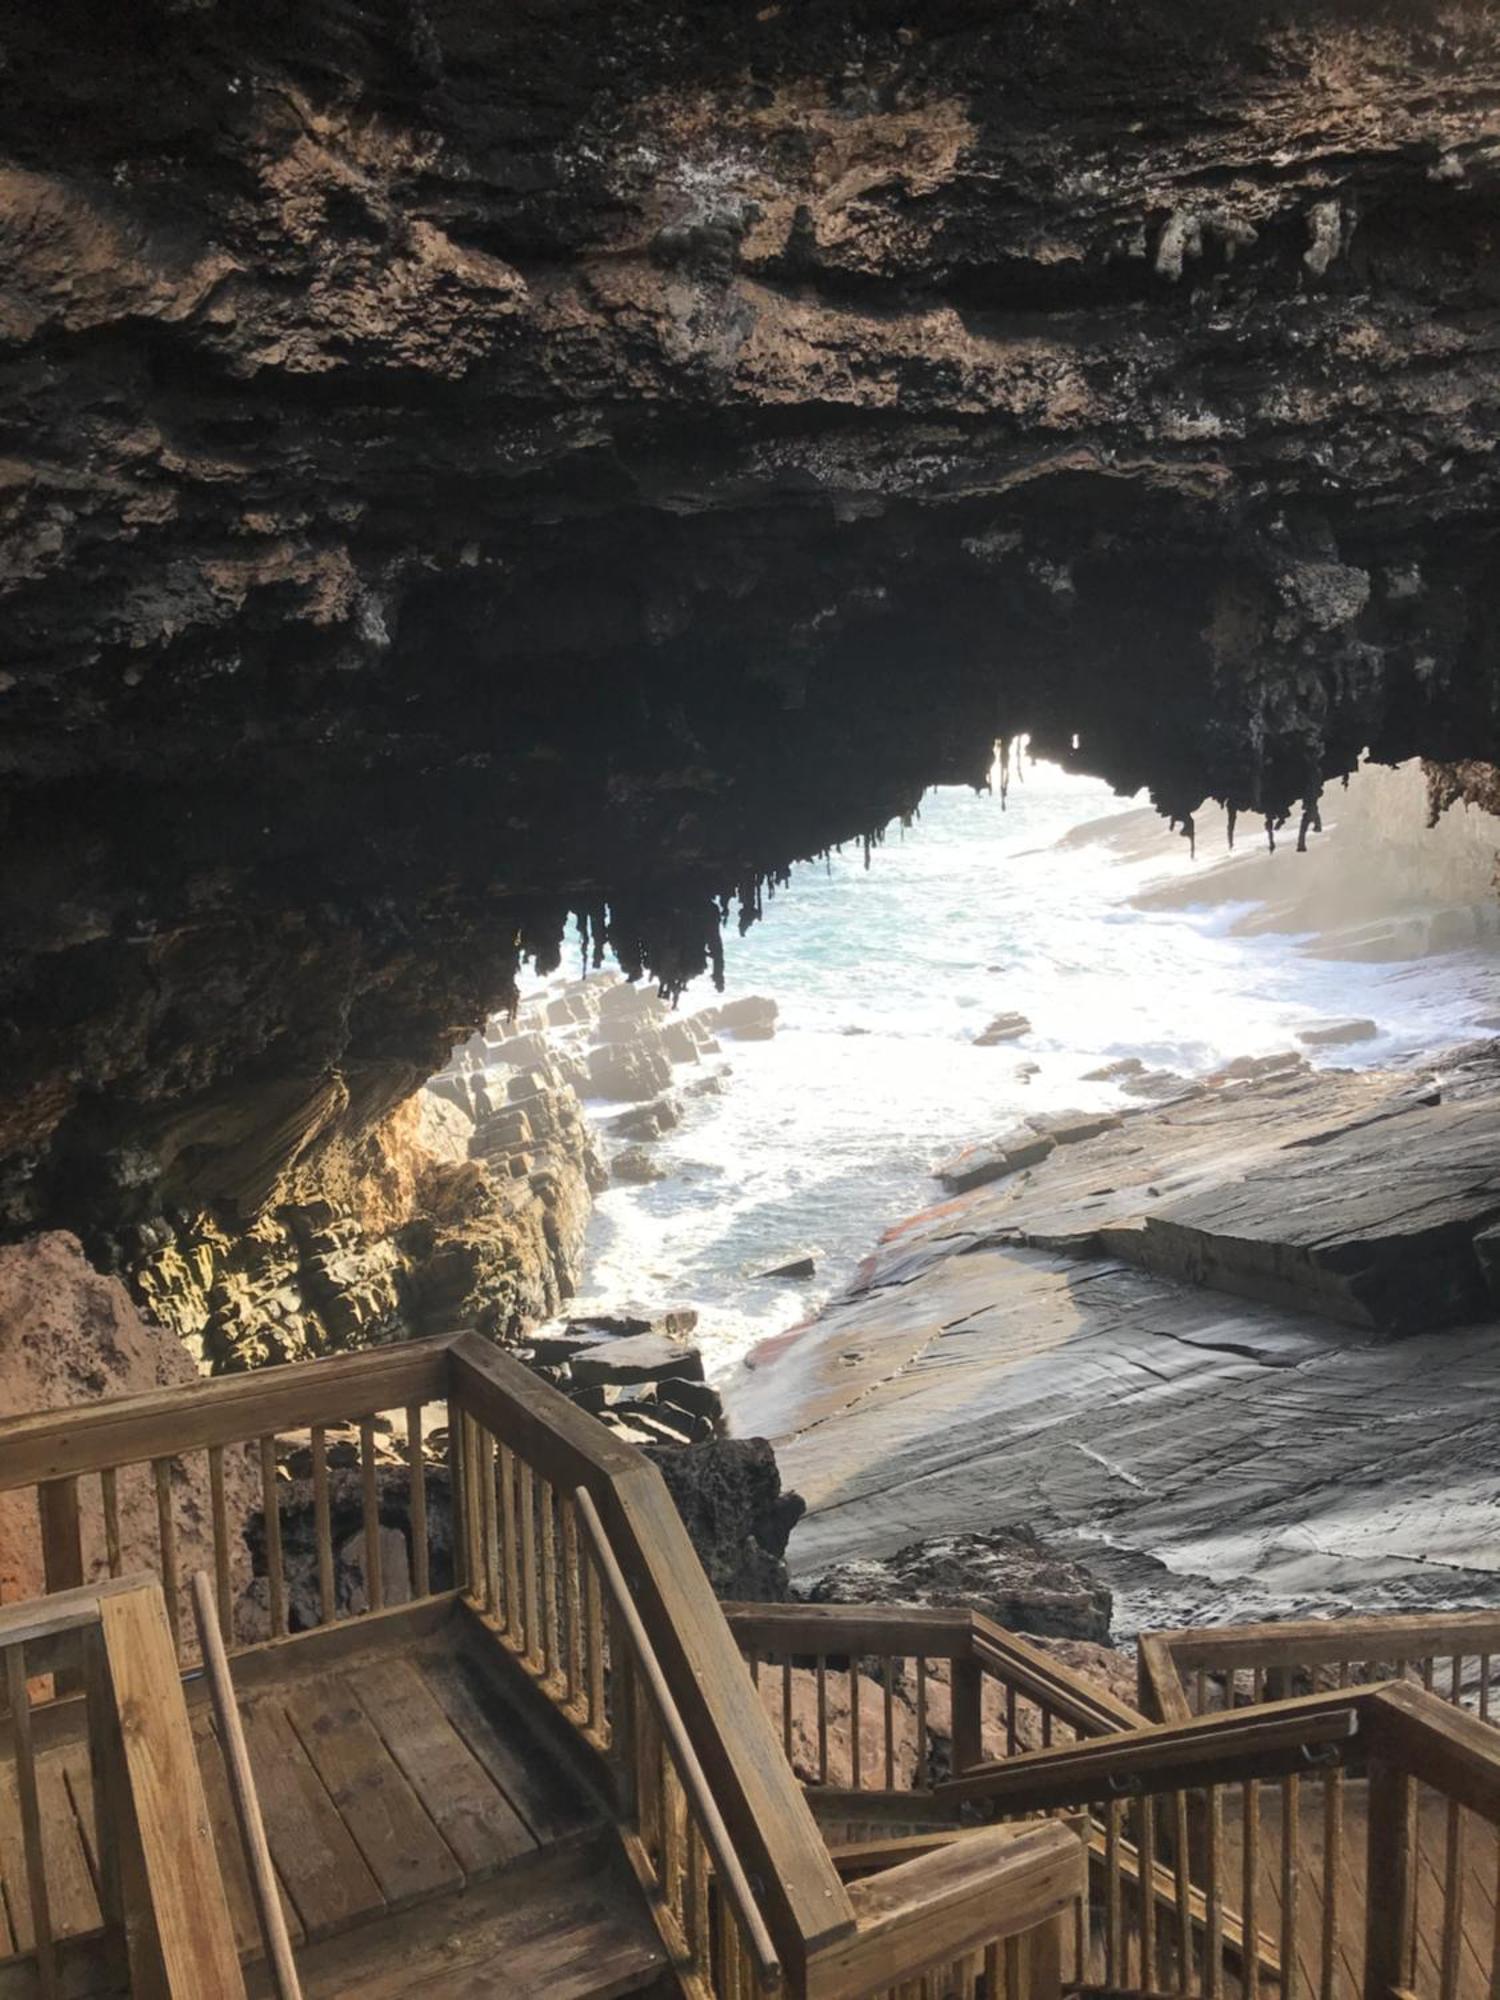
{"left": 547, "top": 758, "right": 1500, "bottom": 1382}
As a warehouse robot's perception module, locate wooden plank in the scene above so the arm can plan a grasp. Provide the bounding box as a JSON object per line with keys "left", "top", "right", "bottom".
{"left": 4, "top": 1646, "right": 58, "bottom": 1994}
{"left": 358, "top": 1422, "right": 382, "bottom": 1615}
{"left": 240, "top": 1698, "right": 384, "bottom": 1941}
{"left": 0, "top": 1339, "right": 452, "bottom": 1491}
{"left": 184, "top": 1593, "right": 460, "bottom": 1708}
{"left": 405, "top": 1406, "right": 429, "bottom": 1601}
{"left": 343, "top": 1655, "right": 535, "bottom": 1876}
{"left": 263, "top": 1831, "right": 667, "bottom": 2000}
{"left": 37, "top": 1757, "right": 102, "bottom": 1942}
{"left": 1367, "top": 1757, "right": 1416, "bottom": 2000}
{"left": 281, "top": 1677, "right": 459, "bottom": 1913}
{"left": 98, "top": 1586, "right": 246, "bottom": 1998}
{"left": 310, "top": 1428, "right": 335, "bottom": 1628}
{"left": 37, "top": 1480, "right": 84, "bottom": 1599}
{"left": 416, "top": 1650, "right": 591, "bottom": 1846}
{"left": 1373, "top": 1685, "right": 1500, "bottom": 1826}
{"left": 192, "top": 1714, "right": 293, "bottom": 1961}
{"left": 812, "top": 1820, "right": 1085, "bottom": 2000}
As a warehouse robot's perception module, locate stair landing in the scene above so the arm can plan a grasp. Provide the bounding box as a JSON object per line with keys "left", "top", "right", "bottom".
{"left": 0, "top": 1605, "right": 669, "bottom": 1999}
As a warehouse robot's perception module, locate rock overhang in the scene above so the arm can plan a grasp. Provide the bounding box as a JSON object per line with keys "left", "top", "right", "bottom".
{"left": 3, "top": 0, "right": 1500, "bottom": 1236}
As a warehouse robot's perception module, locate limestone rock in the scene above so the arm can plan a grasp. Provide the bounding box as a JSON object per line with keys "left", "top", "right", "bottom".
{"left": 974, "top": 1012, "right": 1032, "bottom": 1046}
{"left": 606, "top": 1097, "right": 680, "bottom": 1141}
{"left": 758, "top": 1252, "right": 817, "bottom": 1280}
{"left": 570, "top": 1333, "right": 706, "bottom": 1386}
{"left": 706, "top": 997, "right": 779, "bottom": 1042}
{"left": 587, "top": 1042, "right": 674, "bottom": 1101}
{"left": 612, "top": 1144, "right": 666, "bottom": 1185}
{"left": 1298, "top": 1018, "right": 1379, "bottom": 1047}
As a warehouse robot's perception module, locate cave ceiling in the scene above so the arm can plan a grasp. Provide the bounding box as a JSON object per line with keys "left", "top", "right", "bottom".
{"left": 2, "top": 0, "right": 1500, "bottom": 1236}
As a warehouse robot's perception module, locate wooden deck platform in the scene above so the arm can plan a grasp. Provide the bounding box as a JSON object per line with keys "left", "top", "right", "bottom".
{"left": 0, "top": 1605, "right": 670, "bottom": 1999}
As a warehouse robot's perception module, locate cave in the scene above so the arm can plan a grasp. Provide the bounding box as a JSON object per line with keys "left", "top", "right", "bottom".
{"left": 4, "top": 0, "right": 1500, "bottom": 1267}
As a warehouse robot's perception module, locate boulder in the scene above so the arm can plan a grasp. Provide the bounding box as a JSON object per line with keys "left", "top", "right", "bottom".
{"left": 802, "top": 1526, "right": 1112, "bottom": 1642}
{"left": 757, "top": 1251, "right": 817, "bottom": 1280}
{"left": 1298, "top": 1018, "right": 1379, "bottom": 1048}
{"left": 973, "top": 1011, "right": 1031, "bottom": 1045}
{"left": 1082, "top": 1056, "right": 1147, "bottom": 1082}
{"left": 587, "top": 1041, "right": 673, "bottom": 1101}
{"left": 568, "top": 1306, "right": 699, "bottom": 1341}
{"left": 935, "top": 1129, "right": 1055, "bottom": 1195}
{"left": 643, "top": 1437, "right": 805, "bottom": 1600}
{"left": 570, "top": 1334, "right": 706, "bottom": 1386}
{"left": 711, "top": 996, "right": 779, "bottom": 1041}
{"left": 661, "top": 1021, "right": 702, "bottom": 1064}
{"left": 1212, "top": 1050, "right": 1305, "bottom": 1082}
{"left": 606, "top": 1096, "right": 681, "bottom": 1141}
{"left": 612, "top": 1144, "right": 667, "bottom": 1184}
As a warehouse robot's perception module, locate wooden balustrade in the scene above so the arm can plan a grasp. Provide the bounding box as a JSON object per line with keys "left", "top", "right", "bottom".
{"left": 1139, "top": 1613, "right": 1500, "bottom": 1730}
{"left": 0, "top": 1575, "right": 246, "bottom": 1997}
{"left": 0, "top": 1340, "right": 453, "bottom": 1671}
{"left": 573, "top": 1485, "right": 784, "bottom": 1994}
{"left": 723, "top": 1604, "right": 1144, "bottom": 1821}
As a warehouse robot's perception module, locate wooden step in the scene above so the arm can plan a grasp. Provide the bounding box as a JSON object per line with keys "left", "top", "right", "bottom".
{"left": 272, "top": 1829, "right": 670, "bottom": 2000}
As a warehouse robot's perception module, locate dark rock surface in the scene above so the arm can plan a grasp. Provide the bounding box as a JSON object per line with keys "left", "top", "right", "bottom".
{"left": 728, "top": 1052, "right": 1500, "bottom": 1633}
{"left": 803, "top": 1528, "right": 1113, "bottom": 1643}
{"left": 644, "top": 1438, "right": 806, "bottom": 1602}
{"left": 6, "top": 5, "right": 1500, "bottom": 1247}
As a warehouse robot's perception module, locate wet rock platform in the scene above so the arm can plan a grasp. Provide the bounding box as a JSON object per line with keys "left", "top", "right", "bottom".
{"left": 727, "top": 1047, "right": 1500, "bottom": 1635}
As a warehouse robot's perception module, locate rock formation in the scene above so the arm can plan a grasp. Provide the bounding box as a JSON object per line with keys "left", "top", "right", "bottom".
{"left": 0, "top": 1234, "right": 256, "bottom": 1622}
{"left": 730, "top": 1047, "right": 1500, "bottom": 1632}
{"left": 126, "top": 998, "right": 605, "bottom": 1369}
{"left": 803, "top": 1529, "right": 1113, "bottom": 1644}
{"left": 5, "top": 3, "right": 1500, "bottom": 1251}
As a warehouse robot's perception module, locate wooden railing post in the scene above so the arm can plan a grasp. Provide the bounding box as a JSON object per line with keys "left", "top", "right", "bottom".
{"left": 1364, "top": 1755, "right": 1416, "bottom": 2000}
{"left": 952, "top": 1655, "right": 985, "bottom": 1775}
{"left": 100, "top": 1585, "right": 247, "bottom": 1998}
{"left": 38, "top": 1475, "right": 85, "bottom": 1693}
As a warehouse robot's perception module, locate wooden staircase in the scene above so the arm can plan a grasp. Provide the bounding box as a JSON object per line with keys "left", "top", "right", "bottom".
{"left": 31, "top": 1334, "right": 1500, "bottom": 1999}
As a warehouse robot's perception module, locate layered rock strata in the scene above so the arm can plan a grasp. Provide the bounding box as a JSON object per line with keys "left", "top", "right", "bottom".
{"left": 131, "top": 996, "right": 606, "bottom": 1369}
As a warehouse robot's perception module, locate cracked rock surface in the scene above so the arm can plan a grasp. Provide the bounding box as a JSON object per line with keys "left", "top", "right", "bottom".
{"left": 728, "top": 1049, "right": 1500, "bottom": 1633}
{"left": 5, "top": 3, "right": 1500, "bottom": 1241}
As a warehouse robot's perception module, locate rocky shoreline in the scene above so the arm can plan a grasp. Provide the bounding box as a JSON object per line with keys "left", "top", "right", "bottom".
{"left": 727, "top": 1039, "right": 1500, "bottom": 1638}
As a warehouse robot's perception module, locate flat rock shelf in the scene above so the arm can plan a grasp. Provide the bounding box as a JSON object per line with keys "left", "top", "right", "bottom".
{"left": 728, "top": 1050, "right": 1500, "bottom": 1633}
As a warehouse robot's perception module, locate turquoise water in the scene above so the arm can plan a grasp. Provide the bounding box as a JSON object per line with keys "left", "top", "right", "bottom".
{"left": 552, "top": 759, "right": 1500, "bottom": 1380}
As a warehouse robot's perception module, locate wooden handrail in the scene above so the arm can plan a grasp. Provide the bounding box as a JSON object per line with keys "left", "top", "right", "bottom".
{"left": 574, "top": 1487, "right": 783, "bottom": 1992}
{"left": 723, "top": 1603, "right": 976, "bottom": 1657}
{"left": 970, "top": 1614, "right": 1147, "bottom": 1737}
{"left": 1138, "top": 1607, "right": 1500, "bottom": 1724}
{"left": 191, "top": 1571, "right": 304, "bottom": 1999}
{"left": 807, "top": 1820, "right": 1085, "bottom": 2000}
{"left": 1368, "top": 1680, "right": 1500, "bottom": 1824}
{"left": 447, "top": 1332, "right": 856, "bottom": 1978}
{"left": 0, "top": 1336, "right": 453, "bottom": 1489}
{"left": 935, "top": 1691, "right": 1366, "bottom": 1810}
